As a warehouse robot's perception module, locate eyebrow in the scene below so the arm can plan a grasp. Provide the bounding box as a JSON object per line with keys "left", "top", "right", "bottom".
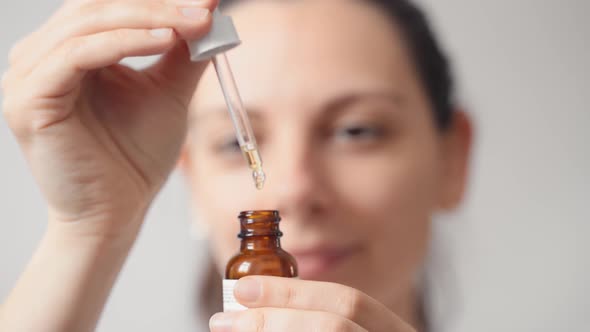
{"left": 189, "top": 108, "right": 263, "bottom": 127}
{"left": 321, "top": 90, "right": 405, "bottom": 118}
{"left": 190, "top": 89, "right": 404, "bottom": 125}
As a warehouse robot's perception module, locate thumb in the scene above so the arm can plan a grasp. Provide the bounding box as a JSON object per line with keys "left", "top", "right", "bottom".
{"left": 145, "top": 39, "right": 210, "bottom": 106}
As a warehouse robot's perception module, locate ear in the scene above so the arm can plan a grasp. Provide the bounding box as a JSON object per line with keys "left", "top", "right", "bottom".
{"left": 438, "top": 109, "right": 474, "bottom": 210}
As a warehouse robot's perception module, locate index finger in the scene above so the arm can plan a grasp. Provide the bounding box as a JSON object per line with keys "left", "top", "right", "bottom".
{"left": 233, "top": 276, "right": 415, "bottom": 332}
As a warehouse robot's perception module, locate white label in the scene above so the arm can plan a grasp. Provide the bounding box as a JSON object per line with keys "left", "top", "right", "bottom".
{"left": 223, "top": 279, "right": 248, "bottom": 312}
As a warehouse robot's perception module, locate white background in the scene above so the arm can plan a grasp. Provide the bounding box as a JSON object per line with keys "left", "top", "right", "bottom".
{"left": 1, "top": 1, "right": 589, "bottom": 331}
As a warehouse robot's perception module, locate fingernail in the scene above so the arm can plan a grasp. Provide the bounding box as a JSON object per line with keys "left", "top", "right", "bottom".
{"left": 235, "top": 277, "right": 261, "bottom": 303}
{"left": 150, "top": 28, "right": 172, "bottom": 38}
{"left": 209, "top": 312, "right": 235, "bottom": 332}
{"left": 180, "top": 7, "right": 210, "bottom": 20}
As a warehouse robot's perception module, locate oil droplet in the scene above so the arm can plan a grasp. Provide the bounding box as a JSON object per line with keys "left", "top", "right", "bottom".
{"left": 253, "top": 168, "right": 266, "bottom": 190}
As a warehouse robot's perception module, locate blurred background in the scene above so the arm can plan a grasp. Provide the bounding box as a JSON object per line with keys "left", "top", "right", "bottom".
{"left": 0, "top": 1, "right": 588, "bottom": 331}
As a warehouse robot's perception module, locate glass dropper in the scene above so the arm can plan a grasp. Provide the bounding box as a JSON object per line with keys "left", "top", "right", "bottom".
{"left": 212, "top": 53, "right": 266, "bottom": 190}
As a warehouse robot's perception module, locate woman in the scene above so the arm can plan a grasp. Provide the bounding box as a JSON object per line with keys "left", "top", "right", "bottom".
{"left": 0, "top": 0, "right": 472, "bottom": 331}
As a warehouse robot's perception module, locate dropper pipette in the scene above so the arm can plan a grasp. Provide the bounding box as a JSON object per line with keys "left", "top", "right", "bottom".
{"left": 212, "top": 53, "right": 266, "bottom": 190}
{"left": 186, "top": 8, "right": 265, "bottom": 190}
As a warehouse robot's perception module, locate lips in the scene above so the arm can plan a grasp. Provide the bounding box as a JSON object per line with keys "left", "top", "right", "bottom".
{"left": 289, "top": 245, "right": 361, "bottom": 279}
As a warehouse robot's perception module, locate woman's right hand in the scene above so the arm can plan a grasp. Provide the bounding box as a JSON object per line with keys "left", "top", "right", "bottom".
{"left": 1, "top": 0, "right": 216, "bottom": 240}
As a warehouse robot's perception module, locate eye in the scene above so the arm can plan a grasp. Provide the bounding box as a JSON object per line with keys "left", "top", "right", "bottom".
{"left": 214, "top": 137, "right": 241, "bottom": 154}
{"left": 334, "top": 125, "right": 383, "bottom": 142}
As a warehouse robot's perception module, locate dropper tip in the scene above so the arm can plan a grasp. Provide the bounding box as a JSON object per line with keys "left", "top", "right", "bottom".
{"left": 253, "top": 168, "right": 266, "bottom": 190}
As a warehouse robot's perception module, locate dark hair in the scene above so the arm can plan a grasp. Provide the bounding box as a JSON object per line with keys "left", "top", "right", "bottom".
{"left": 220, "top": 0, "right": 455, "bottom": 130}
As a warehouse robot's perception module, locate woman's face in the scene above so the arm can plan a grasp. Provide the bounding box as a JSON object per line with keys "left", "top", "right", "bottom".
{"left": 184, "top": 0, "right": 468, "bottom": 306}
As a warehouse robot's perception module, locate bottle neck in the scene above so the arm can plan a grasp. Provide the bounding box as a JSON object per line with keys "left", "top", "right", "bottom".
{"left": 238, "top": 210, "right": 283, "bottom": 251}
{"left": 240, "top": 236, "right": 282, "bottom": 251}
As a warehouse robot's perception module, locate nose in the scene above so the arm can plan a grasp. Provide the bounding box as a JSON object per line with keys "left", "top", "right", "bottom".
{"left": 263, "top": 135, "right": 329, "bottom": 221}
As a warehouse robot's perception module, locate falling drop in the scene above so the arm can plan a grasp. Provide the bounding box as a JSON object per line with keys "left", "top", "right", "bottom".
{"left": 253, "top": 168, "right": 266, "bottom": 190}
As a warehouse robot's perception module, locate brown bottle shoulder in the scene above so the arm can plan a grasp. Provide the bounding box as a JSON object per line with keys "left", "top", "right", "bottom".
{"left": 226, "top": 249, "right": 298, "bottom": 279}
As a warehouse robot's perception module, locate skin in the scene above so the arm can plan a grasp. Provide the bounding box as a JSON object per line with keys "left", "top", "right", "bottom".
{"left": 0, "top": 0, "right": 471, "bottom": 331}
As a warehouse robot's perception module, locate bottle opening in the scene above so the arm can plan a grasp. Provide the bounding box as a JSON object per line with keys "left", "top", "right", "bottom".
{"left": 238, "top": 210, "right": 280, "bottom": 221}
{"left": 238, "top": 210, "right": 282, "bottom": 238}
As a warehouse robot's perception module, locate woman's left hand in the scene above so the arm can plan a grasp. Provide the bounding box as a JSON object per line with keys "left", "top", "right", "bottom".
{"left": 209, "top": 276, "right": 417, "bottom": 332}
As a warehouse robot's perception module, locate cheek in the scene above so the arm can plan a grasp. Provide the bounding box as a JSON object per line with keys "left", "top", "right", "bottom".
{"left": 329, "top": 136, "right": 441, "bottom": 251}
{"left": 329, "top": 148, "right": 440, "bottom": 226}
{"left": 325, "top": 142, "right": 440, "bottom": 297}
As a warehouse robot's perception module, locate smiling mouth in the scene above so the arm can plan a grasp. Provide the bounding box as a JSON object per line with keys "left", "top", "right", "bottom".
{"left": 289, "top": 245, "right": 362, "bottom": 278}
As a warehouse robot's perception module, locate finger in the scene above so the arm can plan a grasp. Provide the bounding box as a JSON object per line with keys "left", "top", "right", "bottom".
{"left": 234, "top": 276, "right": 414, "bottom": 332}
{"left": 8, "top": 0, "right": 111, "bottom": 65}
{"left": 7, "top": 2, "right": 69, "bottom": 65}
{"left": 60, "top": 0, "right": 216, "bottom": 40}
{"left": 11, "top": 0, "right": 215, "bottom": 77}
{"left": 27, "top": 28, "right": 178, "bottom": 100}
{"left": 143, "top": 40, "right": 208, "bottom": 106}
{"left": 210, "top": 308, "right": 367, "bottom": 332}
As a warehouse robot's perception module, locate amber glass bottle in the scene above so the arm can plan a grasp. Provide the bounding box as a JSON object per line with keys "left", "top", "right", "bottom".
{"left": 223, "top": 210, "right": 298, "bottom": 311}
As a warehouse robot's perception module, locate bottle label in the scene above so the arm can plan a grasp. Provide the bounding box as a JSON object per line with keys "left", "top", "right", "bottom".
{"left": 223, "top": 279, "right": 248, "bottom": 312}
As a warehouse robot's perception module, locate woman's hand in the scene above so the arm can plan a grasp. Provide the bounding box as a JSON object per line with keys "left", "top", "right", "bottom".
{"left": 210, "top": 277, "right": 417, "bottom": 332}
{"left": 1, "top": 0, "right": 217, "bottom": 240}
{"left": 0, "top": 2, "right": 219, "bottom": 330}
